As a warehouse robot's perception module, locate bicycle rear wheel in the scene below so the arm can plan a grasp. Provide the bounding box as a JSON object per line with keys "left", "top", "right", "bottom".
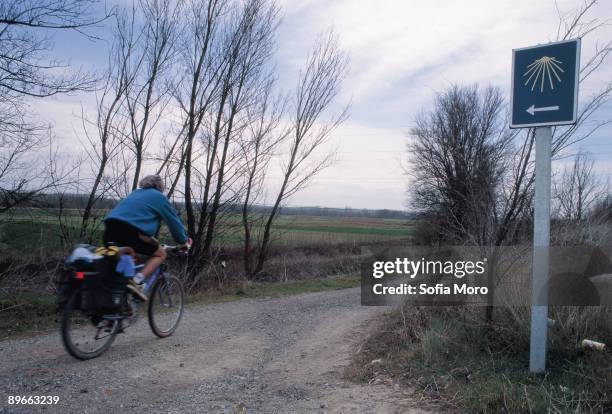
{"left": 147, "top": 275, "right": 184, "bottom": 338}
{"left": 61, "top": 287, "right": 119, "bottom": 360}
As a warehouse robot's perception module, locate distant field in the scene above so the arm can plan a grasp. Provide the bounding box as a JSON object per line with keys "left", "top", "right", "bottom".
{"left": 271, "top": 215, "right": 412, "bottom": 245}
{"left": 0, "top": 210, "right": 414, "bottom": 254}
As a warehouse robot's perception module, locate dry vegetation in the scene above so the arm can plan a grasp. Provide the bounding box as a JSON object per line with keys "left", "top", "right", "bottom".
{"left": 347, "top": 303, "right": 612, "bottom": 413}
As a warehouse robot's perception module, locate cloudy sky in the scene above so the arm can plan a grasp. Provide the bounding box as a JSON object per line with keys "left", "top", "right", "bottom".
{"left": 41, "top": 0, "right": 612, "bottom": 210}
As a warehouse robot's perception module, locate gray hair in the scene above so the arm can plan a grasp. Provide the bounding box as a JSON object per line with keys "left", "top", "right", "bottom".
{"left": 139, "top": 174, "right": 165, "bottom": 192}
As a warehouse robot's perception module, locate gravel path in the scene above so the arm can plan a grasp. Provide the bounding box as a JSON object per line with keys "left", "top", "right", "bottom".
{"left": 0, "top": 288, "right": 429, "bottom": 413}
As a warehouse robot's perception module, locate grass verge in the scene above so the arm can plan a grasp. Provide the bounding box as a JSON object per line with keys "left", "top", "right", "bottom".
{"left": 0, "top": 274, "right": 360, "bottom": 341}
{"left": 0, "top": 293, "right": 58, "bottom": 340}
{"left": 184, "top": 273, "right": 360, "bottom": 306}
{"left": 346, "top": 307, "right": 612, "bottom": 413}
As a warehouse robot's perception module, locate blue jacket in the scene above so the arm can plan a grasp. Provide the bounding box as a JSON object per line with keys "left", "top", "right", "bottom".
{"left": 105, "top": 188, "right": 188, "bottom": 243}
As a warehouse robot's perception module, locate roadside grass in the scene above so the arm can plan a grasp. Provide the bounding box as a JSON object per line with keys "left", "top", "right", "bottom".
{"left": 185, "top": 273, "right": 360, "bottom": 306}
{"left": 346, "top": 307, "right": 612, "bottom": 413}
{"left": 0, "top": 274, "right": 360, "bottom": 341}
{"left": 0, "top": 292, "right": 58, "bottom": 340}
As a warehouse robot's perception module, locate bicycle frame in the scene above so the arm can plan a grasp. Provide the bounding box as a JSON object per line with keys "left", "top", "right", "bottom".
{"left": 139, "top": 263, "right": 164, "bottom": 294}
{"left": 133, "top": 244, "right": 185, "bottom": 296}
{"left": 131, "top": 258, "right": 181, "bottom": 311}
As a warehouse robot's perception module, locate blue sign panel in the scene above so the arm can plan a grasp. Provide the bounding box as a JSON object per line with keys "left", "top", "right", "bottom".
{"left": 511, "top": 39, "right": 580, "bottom": 128}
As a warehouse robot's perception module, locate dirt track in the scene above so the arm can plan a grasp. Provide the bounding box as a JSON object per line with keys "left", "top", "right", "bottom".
{"left": 0, "top": 288, "right": 430, "bottom": 413}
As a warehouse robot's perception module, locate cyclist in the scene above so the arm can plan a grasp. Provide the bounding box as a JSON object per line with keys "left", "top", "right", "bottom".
{"left": 103, "top": 175, "right": 190, "bottom": 301}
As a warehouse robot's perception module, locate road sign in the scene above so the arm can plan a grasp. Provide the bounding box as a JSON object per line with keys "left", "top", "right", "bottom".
{"left": 511, "top": 39, "right": 580, "bottom": 128}
{"left": 510, "top": 38, "right": 582, "bottom": 374}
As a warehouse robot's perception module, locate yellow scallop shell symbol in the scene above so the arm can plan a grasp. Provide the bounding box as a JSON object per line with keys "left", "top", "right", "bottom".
{"left": 524, "top": 56, "right": 564, "bottom": 93}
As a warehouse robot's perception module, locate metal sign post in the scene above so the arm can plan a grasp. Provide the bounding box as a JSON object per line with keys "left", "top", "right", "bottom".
{"left": 510, "top": 38, "right": 580, "bottom": 373}
{"left": 529, "top": 126, "right": 552, "bottom": 373}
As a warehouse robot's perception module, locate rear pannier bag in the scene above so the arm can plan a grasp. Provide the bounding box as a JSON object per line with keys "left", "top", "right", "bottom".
{"left": 81, "top": 260, "right": 127, "bottom": 313}
{"left": 56, "top": 267, "right": 80, "bottom": 310}
{"left": 60, "top": 246, "right": 128, "bottom": 314}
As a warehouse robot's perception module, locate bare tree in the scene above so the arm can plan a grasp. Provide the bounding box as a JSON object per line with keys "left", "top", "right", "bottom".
{"left": 249, "top": 31, "right": 349, "bottom": 277}
{"left": 125, "top": 0, "right": 182, "bottom": 191}
{"left": 551, "top": 151, "right": 610, "bottom": 245}
{"left": 408, "top": 85, "right": 512, "bottom": 245}
{"left": 0, "top": 0, "right": 103, "bottom": 98}
{"left": 170, "top": 0, "right": 226, "bottom": 240}
{"left": 551, "top": 0, "right": 612, "bottom": 155}
{"left": 0, "top": 130, "right": 69, "bottom": 213}
{"left": 164, "top": 0, "right": 283, "bottom": 275}
{"left": 78, "top": 10, "right": 141, "bottom": 239}
{"left": 240, "top": 80, "right": 287, "bottom": 275}
{"left": 590, "top": 193, "right": 611, "bottom": 223}
{"left": 0, "top": 0, "right": 107, "bottom": 213}
{"left": 198, "top": 0, "right": 280, "bottom": 259}
{"left": 554, "top": 151, "right": 601, "bottom": 221}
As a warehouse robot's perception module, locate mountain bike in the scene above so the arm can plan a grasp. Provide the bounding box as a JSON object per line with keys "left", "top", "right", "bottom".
{"left": 60, "top": 245, "right": 186, "bottom": 360}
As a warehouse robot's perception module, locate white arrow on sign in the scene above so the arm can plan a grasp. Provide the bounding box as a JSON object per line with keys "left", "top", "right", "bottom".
{"left": 526, "top": 104, "right": 560, "bottom": 116}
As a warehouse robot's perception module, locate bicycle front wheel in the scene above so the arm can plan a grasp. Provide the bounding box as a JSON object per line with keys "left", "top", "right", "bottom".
{"left": 147, "top": 275, "right": 184, "bottom": 338}
{"left": 61, "top": 288, "right": 119, "bottom": 360}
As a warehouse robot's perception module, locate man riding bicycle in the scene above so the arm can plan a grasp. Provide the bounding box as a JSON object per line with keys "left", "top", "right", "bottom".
{"left": 103, "top": 175, "right": 190, "bottom": 301}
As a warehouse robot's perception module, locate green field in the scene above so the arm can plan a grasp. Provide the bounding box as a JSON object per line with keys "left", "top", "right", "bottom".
{"left": 0, "top": 210, "right": 414, "bottom": 254}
